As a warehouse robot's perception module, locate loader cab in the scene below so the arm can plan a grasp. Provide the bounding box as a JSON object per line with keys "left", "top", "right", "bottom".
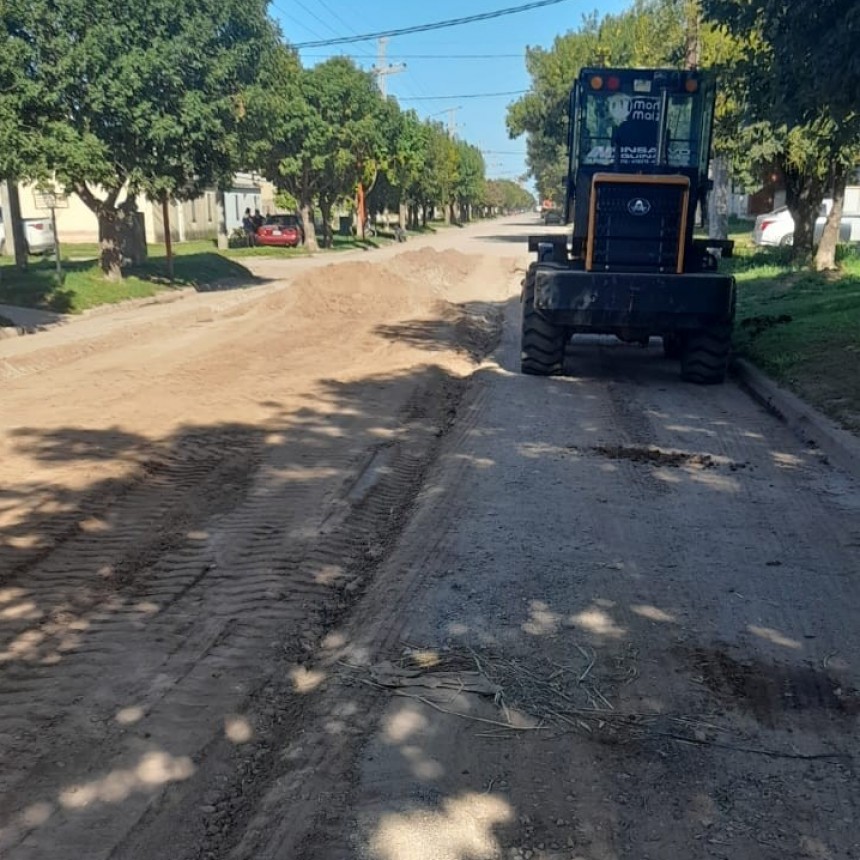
{"left": 564, "top": 68, "right": 716, "bottom": 272}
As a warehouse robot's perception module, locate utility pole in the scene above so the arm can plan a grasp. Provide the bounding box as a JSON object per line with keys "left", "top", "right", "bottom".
{"left": 446, "top": 107, "right": 461, "bottom": 138}
{"left": 370, "top": 38, "right": 406, "bottom": 97}
{"left": 684, "top": 0, "right": 701, "bottom": 70}
{"left": 362, "top": 39, "right": 406, "bottom": 237}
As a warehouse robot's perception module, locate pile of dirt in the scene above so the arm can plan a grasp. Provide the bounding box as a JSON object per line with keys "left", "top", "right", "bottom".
{"left": 254, "top": 249, "right": 482, "bottom": 329}
{"left": 384, "top": 247, "right": 477, "bottom": 288}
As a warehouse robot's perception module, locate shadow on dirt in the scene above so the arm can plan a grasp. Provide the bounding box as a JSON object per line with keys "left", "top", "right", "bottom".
{"left": 2, "top": 294, "right": 858, "bottom": 859}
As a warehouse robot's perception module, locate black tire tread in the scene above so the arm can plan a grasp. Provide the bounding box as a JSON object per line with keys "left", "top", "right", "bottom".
{"left": 680, "top": 326, "right": 732, "bottom": 384}
{"left": 521, "top": 264, "right": 566, "bottom": 375}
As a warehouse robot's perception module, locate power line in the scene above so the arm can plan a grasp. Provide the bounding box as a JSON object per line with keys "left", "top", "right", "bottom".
{"left": 398, "top": 90, "right": 528, "bottom": 101}
{"left": 291, "top": 0, "right": 345, "bottom": 39}
{"left": 314, "top": 0, "right": 379, "bottom": 48}
{"left": 302, "top": 52, "right": 525, "bottom": 59}
{"left": 290, "top": 0, "right": 571, "bottom": 48}
{"left": 271, "top": 3, "right": 329, "bottom": 42}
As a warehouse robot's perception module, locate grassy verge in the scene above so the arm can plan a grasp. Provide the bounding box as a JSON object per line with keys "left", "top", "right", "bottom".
{"left": 726, "top": 237, "right": 860, "bottom": 433}
{"left": 0, "top": 217, "right": 465, "bottom": 314}
{"left": 0, "top": 247, "right": 257, "bottom": 313}
{"left": 0, "top": 238, "right": 320, "bottom": 313}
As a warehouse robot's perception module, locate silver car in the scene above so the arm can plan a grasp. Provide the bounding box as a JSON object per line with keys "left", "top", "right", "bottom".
{"left": 0, "top": 211, "right": 56, "bottom": 255}
{"left": 753, "top": 198, "right": 860, "bottom": 247}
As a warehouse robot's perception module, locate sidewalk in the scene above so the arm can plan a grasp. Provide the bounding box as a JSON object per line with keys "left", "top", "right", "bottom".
{"left": 0, "top": 302, "right": 66, "bottom": 333}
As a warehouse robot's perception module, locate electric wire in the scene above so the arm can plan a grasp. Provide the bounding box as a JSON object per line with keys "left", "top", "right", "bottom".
{"left": 290, "top": 0, "right": 571, "bottom": 49}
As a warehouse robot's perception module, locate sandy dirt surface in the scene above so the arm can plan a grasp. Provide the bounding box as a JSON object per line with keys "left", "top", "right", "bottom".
{"left": 1, "top": 217, "right": 859, "bottom": 860}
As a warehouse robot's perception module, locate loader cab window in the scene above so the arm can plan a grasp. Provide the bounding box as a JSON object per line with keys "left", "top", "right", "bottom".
{"left": 665, "top": 96, "right": 698, "bottom": 168}
{"left": 579, "top": 88, "right": 702, "bottom": 169}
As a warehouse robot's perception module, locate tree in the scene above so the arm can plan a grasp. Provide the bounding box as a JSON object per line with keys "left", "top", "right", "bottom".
{"left": 250, "top": 57, "right": 387, "bottom": 250}
{"left": 507, "top": 2, "right": 691, "bottom": 204}
{"left": 385, "top": 109, "right": 431, "bottom": 230}
{"left": 454, "top": 142, "right": 486, "bottom": 222}
{"left": 484, "top": 179, "right": 535, "bottom": 214}
{"left": 704, "top": 0, "right": 860, "bottom": 266}
{"left": 2, "top": 0, "right": 278, "bottom": 278}
{"left": 422, "top": 124, "right": 461, "bottom": 224}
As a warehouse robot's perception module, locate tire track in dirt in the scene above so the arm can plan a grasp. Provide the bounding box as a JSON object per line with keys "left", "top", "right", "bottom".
{"left": 219, "top": 308, "right": 860, "bottom": 860}
{"left": 0, "top": 253, "right": 513, "bottom": 860}
{"left": 110, "top": 373, "right": 489, "bottom": 860}
{"left": 214, "top": 325, "right": 511, "bottom": 860}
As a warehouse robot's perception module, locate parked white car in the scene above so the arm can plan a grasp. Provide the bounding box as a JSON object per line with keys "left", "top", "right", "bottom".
{"left": 752, "top": 205, "right": 795, "bottom": 247}
{"left": 753, "top": 197, "right": 860, "bottom": 247}
{"left": 0, "top": 210, "right": 56, "bottom": 255}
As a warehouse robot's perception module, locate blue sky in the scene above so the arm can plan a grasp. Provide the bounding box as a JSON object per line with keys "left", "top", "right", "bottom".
{"left": 271, "top": 0, "right": 633, "bottom": 187}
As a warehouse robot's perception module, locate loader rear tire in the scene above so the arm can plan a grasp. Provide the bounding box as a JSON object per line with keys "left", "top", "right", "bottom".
{"left": 521, "top": 264, "right": 566, "bottom": 375}
{"left": 680, "top": 325, "right": 731, "bottom": 384}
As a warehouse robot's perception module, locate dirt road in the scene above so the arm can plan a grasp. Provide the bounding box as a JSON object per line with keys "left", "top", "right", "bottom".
{"left": 1, "top": 218, "right": 858, "bottom": 860}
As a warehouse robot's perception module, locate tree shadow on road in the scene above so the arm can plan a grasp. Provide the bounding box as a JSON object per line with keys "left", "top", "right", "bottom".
{"left": 1, "top": 304, "right": 857, "bottom": 859}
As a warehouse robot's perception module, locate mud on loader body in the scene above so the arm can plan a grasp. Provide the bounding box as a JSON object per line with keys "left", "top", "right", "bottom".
{"left": 523, "top": 68, "right": 736, "bottom": 383}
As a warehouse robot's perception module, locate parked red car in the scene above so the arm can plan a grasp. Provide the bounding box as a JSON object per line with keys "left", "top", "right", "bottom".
{"left": 255, "top": 214, "right": 303, "bottom": 247}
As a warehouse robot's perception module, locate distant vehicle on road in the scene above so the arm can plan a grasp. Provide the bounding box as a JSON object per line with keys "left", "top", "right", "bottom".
{"left": 255, "top": 214, "right": 304, "bottom": 247}
{"left": 0, "top": 209, "right": 56, "bottom": 255}
{"left": 543, "top": 209, "right": 563, "bottom": 225}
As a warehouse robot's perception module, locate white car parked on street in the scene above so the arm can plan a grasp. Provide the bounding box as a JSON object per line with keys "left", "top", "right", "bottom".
{"left": 0, "top": 210, "right": 56, "bottom": 255}
{"left": 753, "top": 196, "right": 860, "bottom": 247}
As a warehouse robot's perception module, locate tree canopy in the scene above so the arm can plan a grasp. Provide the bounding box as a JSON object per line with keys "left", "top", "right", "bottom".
{"left": 1, "top": 3, "right": 500, "bottom": 272}
{"left": 705, "top": 0, "right": 860, "bottom": 263}
{"left": 1, "top": 0, "right": 279, "bottom": 276}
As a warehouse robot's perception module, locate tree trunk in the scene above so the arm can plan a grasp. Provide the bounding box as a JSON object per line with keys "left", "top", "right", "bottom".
{"left": 161, "top": 197, "right": 174, "bottom": 284}
{"left": 708, "top": 155, "right": 730, "bottom": 241}
{"left": 356, "top": 182, "right": 366, "bottom": 240}
{"left": 784, "top": 162, "right": 824, "bottom": 263}
{"left": 319, "top": 199, "right": 334, "bottom": 248}
{"left": 814, "top": 163, "right": 847, "bottom": 271}
{"left": 1, "top": 180, "right": 28, "bottom": 270}
{"left": 120, "top": 202, "right": 147, "bottom": 265}
{"left": 216, "top": 190, "right": 229, "bottom": 250}
{"left": 300, "top": 201, "right": 318, "bottom": 252}
{"left": 76, "top": 184, "right": 144, "bottom": 278}
{"left": 98, "top": 210, "right": 124, "bottom": 281}
{"left": 398, "top": 203, "right": 408, "bottom": 232}
{"left": 421, "top": 205, "right": 427, "bottom": 228}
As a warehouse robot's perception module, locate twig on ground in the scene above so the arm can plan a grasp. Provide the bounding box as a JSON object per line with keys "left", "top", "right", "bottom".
{"left": 655, "top": 731, "right": 851, "bottom": 762}
{"left": 391, "top": 689, "right": 548, "bottom": 731}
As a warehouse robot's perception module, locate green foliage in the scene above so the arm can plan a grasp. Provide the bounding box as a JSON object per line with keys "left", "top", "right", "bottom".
{"left": 704, "top": 0, "right": 860, "bottom": 261}
{"left": 506, "top": 0, "right": 702, "bottom": 201}
{"left": 1, "top": 0, "right": 279, "bottom": 276}
{"left": 730, "top": 246, "right": 860, "bottom": 432}
{"left": 484, "top": 179, "right": 535, "bottom": 212}
{"left": 1, "top": 5, "right": 491, "bottom": 265}
{"left": 0, "top": 246, "right": 256, "bottom": 312}
{"left": 246, "top": 56, "right": 488, "bottom": 244}
{"left": 454, "top": 142, "right": 486, "bottom": 211}
{"left": 2, "top": 0, "right": 277, "bottom": 198}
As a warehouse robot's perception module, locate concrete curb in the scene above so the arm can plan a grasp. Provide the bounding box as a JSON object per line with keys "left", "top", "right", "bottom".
{"left": 732, "top": 357, "right": 860, "bottom": 481}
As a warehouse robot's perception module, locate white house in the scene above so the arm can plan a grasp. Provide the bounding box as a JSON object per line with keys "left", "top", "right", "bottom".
{"left": 15, "top": 173, "right": 277, "bottom": 245}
